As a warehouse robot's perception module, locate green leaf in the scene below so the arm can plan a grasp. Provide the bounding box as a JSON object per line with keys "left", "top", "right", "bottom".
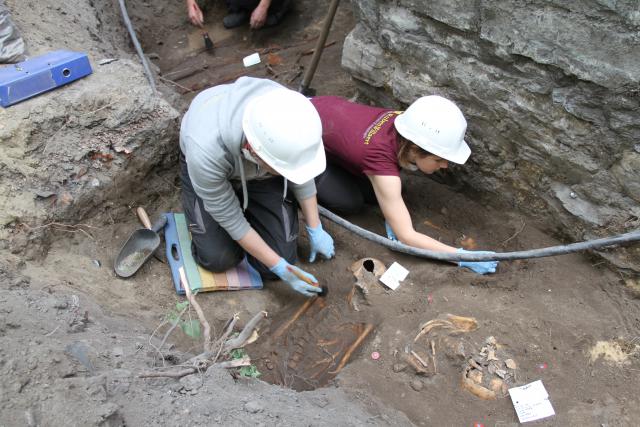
{"left": 230, "top": 348, "right": 246, "bottom": 360}
{"left": 166, "top": 310, "right": 178, "bottom": 323}
{"left": 238, "top": 365, "right": 261, "bottom": 378}
{"left": 175, "top": 301, "right": 190, "bottom": 311}
{"left": 180, "top": 319, "right": 201, "bottom": 338}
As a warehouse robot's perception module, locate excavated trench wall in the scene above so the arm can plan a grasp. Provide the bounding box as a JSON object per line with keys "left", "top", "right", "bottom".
{"left": 0, "top": 0, "right": 181, "bottom": 258}
{"left": 343, "top": 0, "right": 640, "bottom": 270}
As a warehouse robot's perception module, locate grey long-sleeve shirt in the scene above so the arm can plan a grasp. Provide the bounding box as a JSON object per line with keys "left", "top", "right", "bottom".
{"left": 179, "top": 77, "right": 317, "bottom": 241}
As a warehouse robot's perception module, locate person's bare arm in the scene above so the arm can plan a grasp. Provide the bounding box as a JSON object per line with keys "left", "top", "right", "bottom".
{"left": 250, "top": 0, "right": 272, "bottom": 29}
{"left": 185, "top": 0, "right": 204, "bottom": 27}
{"left": 298, "top": 195, "right": 321, "bottom": 229}
{"left": 369, "top": 174, "right": 457, "bottom": 254}
{"left": 237, "top": 227, "right": 281, "bottom": 268}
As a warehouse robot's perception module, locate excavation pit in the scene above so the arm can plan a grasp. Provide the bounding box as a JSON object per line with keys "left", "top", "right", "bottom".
{"left": 247, "top": 294, "right": 375, "bottom": 391}
{"left": 3, "top": 0, "right": 640, "bottom": 424}
{"left": 241, "top": 258, "right": 386, "bottom": 391}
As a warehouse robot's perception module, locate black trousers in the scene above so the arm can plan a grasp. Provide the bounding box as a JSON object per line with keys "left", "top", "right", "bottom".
{"left": 180, "top": 154, "right": 298, "bottom": 278}
{"left": 315, "top": 162, "right": 377, "bottom": 215}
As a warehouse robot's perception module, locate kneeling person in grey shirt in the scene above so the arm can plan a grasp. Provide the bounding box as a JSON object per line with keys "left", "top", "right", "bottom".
{"left": 179, "top": 77, "right": 335, "bottom": 297}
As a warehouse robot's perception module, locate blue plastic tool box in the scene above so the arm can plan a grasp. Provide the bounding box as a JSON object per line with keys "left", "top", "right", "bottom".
{"left": 0, "top": 50, "right": 92, "bottom": 107}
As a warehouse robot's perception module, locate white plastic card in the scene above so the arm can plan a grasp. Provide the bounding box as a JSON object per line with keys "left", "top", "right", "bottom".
{"left": 508, "top": 380, "right": 555, "bottom": 423}
{"left": 379, "top": 262, "right": 409, "bottom": 290}
{"left": 243, "top": 53, "right": 261, "bottom": 67}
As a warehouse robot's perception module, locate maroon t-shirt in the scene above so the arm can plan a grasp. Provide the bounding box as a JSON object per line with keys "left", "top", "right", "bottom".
{"left": 311, "top": 96, "right": 402, "bottom": 177}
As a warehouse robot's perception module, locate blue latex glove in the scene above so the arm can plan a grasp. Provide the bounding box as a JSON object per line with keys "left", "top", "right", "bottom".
{"left": 385, "top": 221, "right": 398, "bottom": 241}
{"left": 457, "top": 248, "right": 499, "bottom": 275}
{"left": 306, "top": 223, "right": 335, "bottom": 262}
{"left": 269, "top": 258, "right": 321, "bottom": 297}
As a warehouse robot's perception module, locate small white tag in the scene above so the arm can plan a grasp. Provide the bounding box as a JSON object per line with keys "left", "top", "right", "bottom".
{"left": 243, "top": 53, "right": 261, "bottom": 67}
{"left": 508, "top": 380, "right": 555, "bottom": 423}
{"left": 379, "top": 262, "right": 409, "bottom": 290}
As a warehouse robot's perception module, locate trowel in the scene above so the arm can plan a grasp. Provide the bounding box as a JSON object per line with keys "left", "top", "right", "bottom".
{"left": 114, "top": 208, "right": 167, "bottom": 278}
{"left": 199, "top": 24, "right": 214, "bottom": 51}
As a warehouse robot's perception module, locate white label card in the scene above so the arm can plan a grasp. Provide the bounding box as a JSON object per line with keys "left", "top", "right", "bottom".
{"left": 508, "top": 380, "right": 555, "bottom": 423}
{"left": 379, "top": 262, "right": 409, "bottom": 290}
{"left": 243, "top": 53, "right": 261, "bottom": 67}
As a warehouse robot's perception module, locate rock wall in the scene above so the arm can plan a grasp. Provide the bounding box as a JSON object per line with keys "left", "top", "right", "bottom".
{"left": 0, "top": 0, "right": 180, "bottom": 257}
{"left": 343, "top": 0, "right": 640, "bottom": 270}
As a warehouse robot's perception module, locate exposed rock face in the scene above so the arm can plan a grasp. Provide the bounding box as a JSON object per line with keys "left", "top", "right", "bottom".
{"left": 0, "top": 0, "right": 180, "bottom": 256}
{"left": 343, "top": 0, "right": 640, "bottom": 270}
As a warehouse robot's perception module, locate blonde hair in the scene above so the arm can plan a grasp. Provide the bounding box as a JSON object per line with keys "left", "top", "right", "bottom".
{"left": 396, "top": 134, "right": 432, "bottom": 169}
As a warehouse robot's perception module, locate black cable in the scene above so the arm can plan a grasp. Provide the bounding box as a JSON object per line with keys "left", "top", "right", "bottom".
{"left": 319, "top": 206, "right": 640, "bottom": 262}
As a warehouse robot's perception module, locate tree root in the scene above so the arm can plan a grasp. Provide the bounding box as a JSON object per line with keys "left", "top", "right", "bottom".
{"left": 140, "top": 269, "right": 267, "bottom": 380}
{"left": 180, "top": 267, "right": 212, "bottom": 353}
{"left": 138, "top": 357, "right": 252, "bottom": 379}
{"left": 223, "top": 311, "right": 267, "bottom": 352}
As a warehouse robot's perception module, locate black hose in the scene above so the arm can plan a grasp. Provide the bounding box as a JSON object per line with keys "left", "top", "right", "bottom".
{"left": 319, "top": 206, "right": 640, "bottom": 262}
{"left": 118, "top": 0, "right": 157, "bottom": 95}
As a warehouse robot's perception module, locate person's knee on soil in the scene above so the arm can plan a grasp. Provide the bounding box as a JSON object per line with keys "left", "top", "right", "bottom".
{"left": 194, "top": 244, "right": 244, "bottom": 273}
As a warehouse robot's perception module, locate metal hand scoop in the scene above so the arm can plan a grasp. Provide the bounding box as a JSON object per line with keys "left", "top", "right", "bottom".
{"left": 114, "top": 207, "right": 167, "bottom": 278}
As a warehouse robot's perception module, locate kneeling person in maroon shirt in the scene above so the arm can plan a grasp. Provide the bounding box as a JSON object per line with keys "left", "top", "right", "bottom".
{"left": 311, "top": 95, "right": 498, "bottom": 275}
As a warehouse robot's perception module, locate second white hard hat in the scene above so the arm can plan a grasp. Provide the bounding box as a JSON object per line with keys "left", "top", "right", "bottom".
{"left": 394, "top": 95, "right": 471, "bottom": 164}
{"left": 242, "top": 88, "right": 326, "bottom": 184}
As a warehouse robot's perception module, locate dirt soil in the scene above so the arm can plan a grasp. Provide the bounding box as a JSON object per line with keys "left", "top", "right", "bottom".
{"left": 3, "top": 1, "right": 640, "bottom": 426}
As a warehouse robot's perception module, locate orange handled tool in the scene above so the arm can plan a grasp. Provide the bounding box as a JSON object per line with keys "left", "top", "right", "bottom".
{"left": 286, "top": 265, "right": 328, "bottom": 297}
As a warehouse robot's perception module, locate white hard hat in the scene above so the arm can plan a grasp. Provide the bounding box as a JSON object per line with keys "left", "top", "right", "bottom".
{"left": 242, "top": 88, "right": 326, "bottom": 184}
{"left": 394, "top": 95, "right": 471, "bottom": 164}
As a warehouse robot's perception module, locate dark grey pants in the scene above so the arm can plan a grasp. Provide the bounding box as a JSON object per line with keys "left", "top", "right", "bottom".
{"left": 197, "top": 0, "right": 289, "bottom": 14}
{"left": 226, "top": 0, "right": 288, "bottom": 15}
{"left": 315, "top": 162, "right": 377, "bottom": 215}
{"left": 180, "top": 153, "right": 298, "bottom": 278}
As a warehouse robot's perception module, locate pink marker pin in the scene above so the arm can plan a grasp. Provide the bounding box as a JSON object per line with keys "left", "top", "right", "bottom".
{"left": 371, "top": 351, "right": 380, "bottom": 360}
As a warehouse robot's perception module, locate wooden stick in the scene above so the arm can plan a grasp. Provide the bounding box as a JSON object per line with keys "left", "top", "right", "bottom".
{"left": 286, "top": 68, "right": 303, "bottom": 84}
{"left": 300, "top": 40, "right": 337, "bottom": 56}
{"left": 329, "top": 323, "right": 374, "bottom": 375}
{"left": 138, "top": 368, "right": 196, "bottom": 379}
{"left": 157, "top": 75, "right": 194, "bottom": 93}
{"left": 168, "top": 66, "right": 203, "bottom": 81}
{"left": 179, "top": 267, "right": 212, "bottom": 353}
